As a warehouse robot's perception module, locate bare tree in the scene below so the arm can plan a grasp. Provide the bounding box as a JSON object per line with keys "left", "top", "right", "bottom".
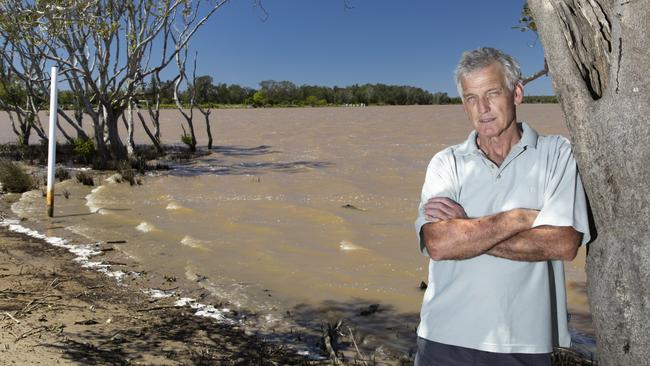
{"left": 0, "top": 38, "right": 50, "bottom": 145}
{"left": 191, "top": 56, "right": 214, "bottom": 149}
{"left": 0, "top": 0, "right": 230, "bottom": 162}
{"left": 135, "top": 71, "right": 169, "bottom": 155}
{"left": 174, "top": 45, "right": 197, "bottom": 152}
{"left": 528, "top": 1, "right": 650, "bottom": 364}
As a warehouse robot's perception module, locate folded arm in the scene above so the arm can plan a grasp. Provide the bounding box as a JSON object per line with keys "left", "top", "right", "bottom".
{"left": 420, "top": 197, "right": 537, "bottom": 260}
{"left": 420, "top": 197, "right": 580, "bottom": 261}
{"left": 487, "top": 225, "right": 581, "bottom": 261}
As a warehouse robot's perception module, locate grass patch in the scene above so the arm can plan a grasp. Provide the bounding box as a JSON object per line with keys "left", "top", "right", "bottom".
{"left": 0, "top": 160, "right": 36, "bottom": 193}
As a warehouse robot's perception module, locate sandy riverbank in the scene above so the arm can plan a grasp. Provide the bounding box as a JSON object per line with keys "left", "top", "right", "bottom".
{"left": 0, "top": 193, "right": 340, "bottom": 365}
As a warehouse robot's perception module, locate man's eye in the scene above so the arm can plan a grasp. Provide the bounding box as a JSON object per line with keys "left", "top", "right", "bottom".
{"left": 488, "top": 90, "right": 501, "bottom": 98}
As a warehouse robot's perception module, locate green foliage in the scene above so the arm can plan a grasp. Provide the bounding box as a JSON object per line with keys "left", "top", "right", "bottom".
{"left": 431, "top": 92, "right": 453, "bottom": 104}
{"left": 0, "top": 160, "right": 35, "bottom": 193}
{"left": 523, "top": 95, "right": 558, "bottom": 103}
{"left": 72, "top": 137, "right": 95, "bottom": 162}
{"left": 180, "top": 133, "right": 194, "bottom": 149}
{"left": 139, "top": 78, "right": 445, "bottom": 107}
{"left": 252, "top": 90, "right": 267, "bottom": 106}
{"left": 513, "top": 3, "right": 537, "bottom": 33}
{"left": 305, "top": 95, "right": 327, "bottom": 106}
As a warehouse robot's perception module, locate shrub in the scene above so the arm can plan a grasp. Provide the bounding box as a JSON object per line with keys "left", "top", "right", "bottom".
{"left": 72, "top": 137, "right": 95, "bottom": 162}
{"left": 56, "top": 167, "right": 70, "bottom": 181}
{"left": 75, "top": 171, "right": 94, "bottom": 186}
{"left": 180, "top": 133, "right": 193, "bottom": 149}
{"left": 0, "top": 160, "right": 35, "bottom": 193}
{"left": 116, "top": 161, "right": 136, "bottom": 186}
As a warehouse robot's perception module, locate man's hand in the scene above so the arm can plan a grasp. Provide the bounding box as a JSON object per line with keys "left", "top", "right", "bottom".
{"left": 424, "top": 197, "right": 467, "bottom": 222}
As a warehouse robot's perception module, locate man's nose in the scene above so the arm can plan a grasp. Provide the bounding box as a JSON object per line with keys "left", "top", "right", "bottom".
{"left": 477, "top": 96, "right": 490, "bottom": 113}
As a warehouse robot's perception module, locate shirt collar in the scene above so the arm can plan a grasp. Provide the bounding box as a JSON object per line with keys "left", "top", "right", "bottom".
{"left": 454, "top": 122, "right": 539, "bottom": 157}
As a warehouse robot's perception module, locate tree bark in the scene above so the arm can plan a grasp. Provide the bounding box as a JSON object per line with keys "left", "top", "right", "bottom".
{"left": 125, "top": 98, "right": 136, "bottom": 158}
{"left": 528, "top": 1, "right": 650, "bottom": 365}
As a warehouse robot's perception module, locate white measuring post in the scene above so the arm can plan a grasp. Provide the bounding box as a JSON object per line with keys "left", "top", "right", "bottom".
{"left": 46, "top": 66, "right": 58, "bottom": 218}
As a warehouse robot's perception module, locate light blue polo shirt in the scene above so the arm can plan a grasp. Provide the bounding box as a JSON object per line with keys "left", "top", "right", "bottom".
{"left": 414, "top": 122, "right": 590, "bottom": 353}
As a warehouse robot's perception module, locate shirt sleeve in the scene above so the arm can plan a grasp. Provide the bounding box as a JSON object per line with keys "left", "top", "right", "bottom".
{"left": 532, "top": 137, "right": 591, "bottom": 245}
{"left": 415, "top": 150, "right": 459, "bottom": 256}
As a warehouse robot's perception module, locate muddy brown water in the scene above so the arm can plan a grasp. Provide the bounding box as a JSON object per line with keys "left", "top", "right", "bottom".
{"left": 3, "top": 105, "right": 594, "bottom": 357}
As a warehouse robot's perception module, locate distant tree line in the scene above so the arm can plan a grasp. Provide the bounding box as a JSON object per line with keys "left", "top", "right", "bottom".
{"left": 14, "top": 77, "right": 558, "bottom": 113}
{"left": 131, "top": 78, "right": 556, "bottom": 107}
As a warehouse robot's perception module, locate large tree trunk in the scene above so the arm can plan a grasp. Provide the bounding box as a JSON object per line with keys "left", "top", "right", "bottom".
{"left": 105, "top": 106, "right": 127, "bottom": 160}
{"left": 528, "top": 1, "right": 650, "bottom": 365}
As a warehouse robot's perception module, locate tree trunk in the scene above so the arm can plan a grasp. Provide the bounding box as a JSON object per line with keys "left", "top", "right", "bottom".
{"left": 136, "top": 105, "right": 164, "bottom": 154}
{"left": 17, "top": 113, "right": 30, "bottom": 146}
{"left": 199, "top": 107, "right": 213, "bottom": 149}
{"left": 528, "top": 1, "right": 650, "bottom": 365}
{"left": 205, "top": 114, "right": 213, "bottom": 150}
{"left": 104, "top": 106, "right": 126, "bottom": 160}
{"left": 125, "top": 98, "right": 136, "bottom": 158}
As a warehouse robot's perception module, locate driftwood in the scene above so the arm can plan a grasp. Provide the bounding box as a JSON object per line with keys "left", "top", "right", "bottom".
{"left": 322, "top": 320, "right": 342, "bottom": 365}
{"left": 136, "top": 305, "right": 179, "bottom": 312}
{"left": 2, "top": 311, "right": 21, "bottom": 324}
{"left": 347, "top": 326, "right": 369, "bottom": 366}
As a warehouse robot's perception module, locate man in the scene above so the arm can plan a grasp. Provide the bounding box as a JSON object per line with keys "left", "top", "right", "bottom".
{"left": 414, "top": 47, "right": 591, "bottom": 365}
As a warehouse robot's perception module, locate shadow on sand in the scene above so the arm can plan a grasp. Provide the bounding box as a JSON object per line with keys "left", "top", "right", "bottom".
{"left": 45, "top": 297, "right": 419, "bottom": 365}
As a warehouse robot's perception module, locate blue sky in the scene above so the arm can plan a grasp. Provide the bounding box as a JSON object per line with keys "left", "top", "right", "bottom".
{"left": 181, "top": 0, "right": 552, "bottom": 96}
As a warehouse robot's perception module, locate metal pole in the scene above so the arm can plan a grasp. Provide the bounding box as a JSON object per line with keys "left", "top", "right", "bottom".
{"left": 46, "top": 67, "right": 58, "bottom": 218}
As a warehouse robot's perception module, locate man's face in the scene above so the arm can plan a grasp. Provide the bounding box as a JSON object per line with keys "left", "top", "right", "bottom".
{"left": 460, "top": 63, "right": 523, "bottom": 139}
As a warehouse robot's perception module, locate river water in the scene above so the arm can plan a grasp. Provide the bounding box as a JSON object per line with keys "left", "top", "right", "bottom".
{"left": 7, "top": 105, "right": 595, "bottom": 358}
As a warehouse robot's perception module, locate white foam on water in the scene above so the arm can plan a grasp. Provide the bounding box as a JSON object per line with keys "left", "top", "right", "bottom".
{"left": 339, "top": 240, "right": 366, "bottom": 251}
{"left": 166, "top": 200, "right": 186, "bottom": 210}
{"left": 0, "top": 219, "right": 126, "bottom": 281}
{"left": 173, "top": 297, "right": 235, "bottom": 323}
{"left": 144, "top": 289, "right": 175, "bottom": 299}
{"left": 85, "top": 185, "right": 105, "bottom": 214}
{"left": 180, "top": 235, "right": 209, "bottom": 250}
{"left": 104, "top": 173, "right": 123, "bottom": 184}
{"left": 136, "top": 222, "right": 156, "bottom": 232}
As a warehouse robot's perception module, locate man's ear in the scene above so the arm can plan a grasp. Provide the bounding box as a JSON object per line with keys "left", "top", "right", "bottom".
{"left": 513, "top": 81, "right": 524, "bottom": 105}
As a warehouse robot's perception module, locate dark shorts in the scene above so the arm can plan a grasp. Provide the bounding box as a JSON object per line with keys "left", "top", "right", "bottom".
{"left": 415, "top": 337, "right": 551, "bottom": 366}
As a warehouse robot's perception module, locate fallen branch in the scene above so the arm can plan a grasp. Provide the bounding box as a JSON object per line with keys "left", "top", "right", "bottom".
{"left": 347, "top": 326, "right": 369, "bottom": 366}
{"left": 18, "top": 294, "right": 63, "bottom": 316}
{"left": 322, "top": 321, "right": 342, "bottom": 365}
{"left": 136, "top": 305, "right": 179, "bottom": 312}
{"left": 103, "top": 261, "right": 127, "bottom": 266}
{"left": 2, "top": 312, "right": 21, "bottom": 324}
{"left": 0, "top": 289, "right": 34, "bottom": 295}
{"left": 15, "top": 326, "right": 48, "bottom": 342}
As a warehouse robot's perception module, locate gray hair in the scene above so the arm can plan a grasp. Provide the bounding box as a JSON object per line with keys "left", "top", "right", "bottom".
{"left": 454, "top": 47, "right": 522, "bottom": 99}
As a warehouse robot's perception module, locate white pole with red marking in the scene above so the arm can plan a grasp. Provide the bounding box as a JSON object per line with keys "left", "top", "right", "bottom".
{"left": 46, "top": 67, "right": 58, "bottom": 218}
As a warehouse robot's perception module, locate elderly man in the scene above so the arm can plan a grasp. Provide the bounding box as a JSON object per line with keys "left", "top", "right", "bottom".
{"left": 414, "top": 47, "right": 591, "bottom": 365}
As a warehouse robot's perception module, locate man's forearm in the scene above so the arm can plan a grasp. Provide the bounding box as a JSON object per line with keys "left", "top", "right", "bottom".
{"left": 421, "top": 208, "right": 537, "bottom": 260}
{"left": 487, "top": 225, "right": 582, "bottom": 261}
